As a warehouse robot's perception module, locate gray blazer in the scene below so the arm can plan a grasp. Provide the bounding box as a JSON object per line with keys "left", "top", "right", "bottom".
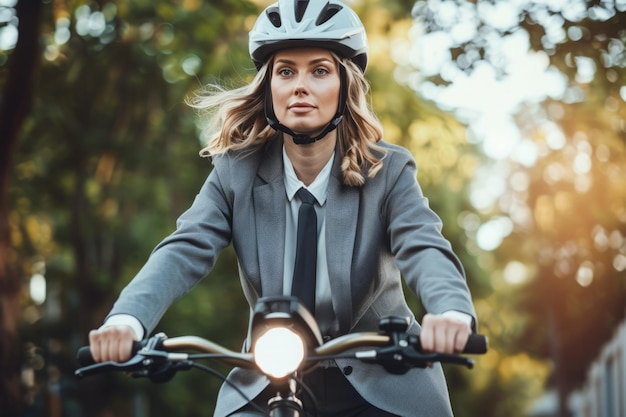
{"left": 109, "top": 136, "right": 476, "bottom": 416}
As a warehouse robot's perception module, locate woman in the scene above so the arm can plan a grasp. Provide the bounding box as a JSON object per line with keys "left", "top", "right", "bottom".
{"left": 88, "top": 1, "right": 477, "bottom": 416}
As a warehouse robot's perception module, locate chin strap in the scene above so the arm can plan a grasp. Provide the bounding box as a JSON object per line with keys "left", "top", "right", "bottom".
{"left": 265, "top": 65, "right": 347, "bottom": 145}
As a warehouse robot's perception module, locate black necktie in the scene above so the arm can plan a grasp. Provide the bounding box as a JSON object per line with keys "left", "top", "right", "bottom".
{"left": 291, "top": 187, "right": 317, "bottom": 314}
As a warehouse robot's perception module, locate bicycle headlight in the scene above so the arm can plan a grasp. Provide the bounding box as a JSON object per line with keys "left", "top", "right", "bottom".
{"left": 249, "top": 296, "right": 323, "bottom": 378}
{"left": 253, "top": 327, "right": 304, "bottom": 378}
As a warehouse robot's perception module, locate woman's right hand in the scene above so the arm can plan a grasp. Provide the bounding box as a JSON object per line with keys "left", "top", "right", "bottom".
{"left": 88, "top": 325, "right": 137, "bottom": 363}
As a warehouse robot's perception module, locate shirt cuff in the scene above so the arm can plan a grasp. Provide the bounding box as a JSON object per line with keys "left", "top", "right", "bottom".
{"left": 102, "top": 314, "right": 145, "bottom": 340}
{"left": 442, "top": 310, "right": 474, "bottom": 328}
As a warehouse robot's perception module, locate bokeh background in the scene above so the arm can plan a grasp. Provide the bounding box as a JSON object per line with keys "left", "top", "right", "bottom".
{"left": 1, "top": 0, "right": 625, "bottom": 416}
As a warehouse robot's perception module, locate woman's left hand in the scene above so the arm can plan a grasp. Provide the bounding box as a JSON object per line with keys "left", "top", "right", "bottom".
{"left": 419, "top": 313, "right": 472, "bottom": 354}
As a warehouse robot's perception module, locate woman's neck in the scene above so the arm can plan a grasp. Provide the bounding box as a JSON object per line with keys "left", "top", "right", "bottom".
{"left": 284, "top": 132, "right": 337, "bottom": 186}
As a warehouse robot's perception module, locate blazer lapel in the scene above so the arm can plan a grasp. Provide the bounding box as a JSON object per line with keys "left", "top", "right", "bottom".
{"left": 325, "top": 160, "right": 359, "bottom": 334}
{"left": 253, "top": 139, "right": 287, "bottom": 297}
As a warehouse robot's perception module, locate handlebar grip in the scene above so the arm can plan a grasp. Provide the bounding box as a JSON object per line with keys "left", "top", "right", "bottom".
{"left": 412, "top": 333, "right": 488, "bottom": 354}
{"left": 77, "top": 346, "right": 95, "bottom": 366}
{"left": 463, "top": 334, "right": 488, "bottom": 354}
{"left": 77, "top": 341, "right": 145, "bottom": 366}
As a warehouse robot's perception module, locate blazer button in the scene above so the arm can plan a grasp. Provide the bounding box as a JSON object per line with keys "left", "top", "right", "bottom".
{"left": 342, "top": 366, "right": 353, "bottom": 375}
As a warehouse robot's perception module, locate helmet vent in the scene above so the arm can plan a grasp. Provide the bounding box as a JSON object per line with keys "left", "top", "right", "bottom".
{"left": 316, "top": 3, "right": 343, "bottom": 25}
{"left": 295, "top": 0, "right": 309, "bottom": 23}
{"left": 266, "top": 7, "right": 282, "bottom": 28}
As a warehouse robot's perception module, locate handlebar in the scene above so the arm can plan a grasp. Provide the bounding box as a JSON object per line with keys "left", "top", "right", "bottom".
{"left": 76, "top": 330, "right": 487, "bottom": 379}
{"left": 77, "top": 299, "right": 487, "bottom": 380}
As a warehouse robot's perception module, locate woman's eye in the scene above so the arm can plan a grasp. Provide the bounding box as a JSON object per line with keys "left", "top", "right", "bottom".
{"left": 314, "top": 68, "right": 329, "bottom": 75}
{"left": 278, "top": 68, "right": 293, "bottom": 76}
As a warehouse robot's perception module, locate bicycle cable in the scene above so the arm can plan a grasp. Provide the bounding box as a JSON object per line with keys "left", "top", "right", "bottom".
{"left": 190, "top": 362, "right": 269, "bottom": 416}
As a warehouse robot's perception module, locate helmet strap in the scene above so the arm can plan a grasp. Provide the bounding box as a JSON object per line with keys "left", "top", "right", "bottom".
{"left": 265, "top": 64, "right": 347, "bottom": 145}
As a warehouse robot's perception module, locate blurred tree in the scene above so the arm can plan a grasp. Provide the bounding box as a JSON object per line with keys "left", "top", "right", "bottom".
{"left": 0, "top": 1, "right": 43, "bottom": 416}
{"left": 411, "top": 1, "right": 626, "bottom": 416}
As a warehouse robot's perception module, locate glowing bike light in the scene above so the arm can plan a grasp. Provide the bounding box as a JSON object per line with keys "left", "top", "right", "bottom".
{"left": 253, "top": 328, "right": 305, "bottom": 378}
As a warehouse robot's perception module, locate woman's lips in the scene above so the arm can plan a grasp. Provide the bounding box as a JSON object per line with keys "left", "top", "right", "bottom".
{"left": 288, "top": 103, "right": 315, "bottom": 113}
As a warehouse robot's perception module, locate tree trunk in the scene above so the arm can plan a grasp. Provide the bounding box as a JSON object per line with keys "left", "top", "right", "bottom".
{"left": 0, "top": 1, "right": 43, "bottom": 416}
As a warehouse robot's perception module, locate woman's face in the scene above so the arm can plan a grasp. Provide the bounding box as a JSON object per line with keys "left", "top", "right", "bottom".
{"left": 270, "top": 48, "right": 341, "bottom": 137}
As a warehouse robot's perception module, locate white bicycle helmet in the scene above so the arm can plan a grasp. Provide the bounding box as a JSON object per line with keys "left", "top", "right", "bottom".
{"left": 249, "top": 0, "right": 369, "bottom": 72}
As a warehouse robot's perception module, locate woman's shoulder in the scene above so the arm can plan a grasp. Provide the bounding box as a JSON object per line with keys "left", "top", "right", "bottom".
{"left": 357, "top": 140, "right": 417, "bottom": 190}
{"left": 378, "top": 140, "right": 414, "bottom": 161}
{"left": 210, "top": 138, "right": 282, "bottom": 185}
{"left": 210, "top": 143, "right": 267, "bottom": 170}
{"left": 375, "top": 140, "right": 416, "bottom": 175}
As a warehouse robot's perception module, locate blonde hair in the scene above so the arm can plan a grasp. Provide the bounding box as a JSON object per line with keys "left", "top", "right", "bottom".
{"left": 188, "top": 55, "right": 386, "bottom": 187}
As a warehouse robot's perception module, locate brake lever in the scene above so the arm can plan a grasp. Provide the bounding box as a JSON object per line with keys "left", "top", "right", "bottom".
{"left": 368, "top": 316, "right": 479, "bottom": 374}
{"left": 370, "top": 344, "right": 474, "bottom": 374}
{"left": 74, "top": 333, "right": 172, "bottom": 379}
{"left": 401, "top": 347, "right": 474, "bottom": 369}
{"left": 75, "top": 353, "right": 148, "bottom": 378}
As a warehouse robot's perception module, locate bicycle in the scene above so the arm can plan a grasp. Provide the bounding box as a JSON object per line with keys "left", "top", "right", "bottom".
{"left": 76, "top": 296, "right": 488, "bottom": 417}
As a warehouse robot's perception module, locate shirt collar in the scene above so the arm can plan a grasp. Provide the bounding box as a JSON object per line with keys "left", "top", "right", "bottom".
{"left": 283, "top": 145, "right": 333, "bottom": 206}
